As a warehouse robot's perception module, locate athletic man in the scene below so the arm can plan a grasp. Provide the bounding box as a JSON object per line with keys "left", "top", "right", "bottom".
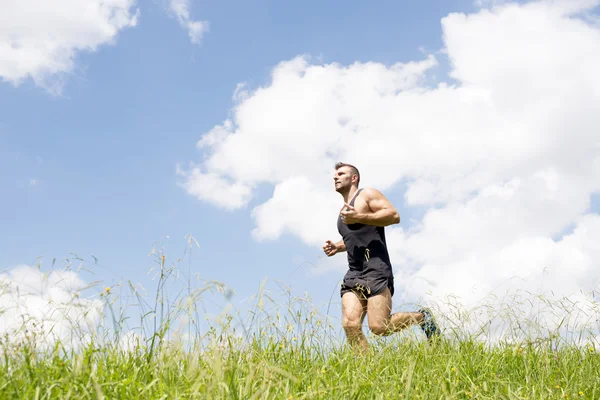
{"left": 323, "top": 162, "right": 439, "bottom": 351}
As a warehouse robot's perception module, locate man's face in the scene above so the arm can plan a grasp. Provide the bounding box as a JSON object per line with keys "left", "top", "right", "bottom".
{"left": 334, "top": 166, "right": 355, "bottom": 192}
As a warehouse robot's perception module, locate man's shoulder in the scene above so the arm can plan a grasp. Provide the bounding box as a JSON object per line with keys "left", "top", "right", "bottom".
{"left": 358, "top": 187, "right": 383, "bottom": 199}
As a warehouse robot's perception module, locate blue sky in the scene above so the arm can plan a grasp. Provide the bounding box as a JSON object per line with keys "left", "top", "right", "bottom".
{"left": 2, "top": 0, "right": 600, "bottom": 342}
{"left": 1, "top": 1, "right": 472, "bottom": 302}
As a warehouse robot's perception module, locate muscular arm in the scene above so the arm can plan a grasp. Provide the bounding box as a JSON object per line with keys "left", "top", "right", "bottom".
{"left": 360, "top": 209, "right": 400, "bottom": 227}
{"left": 335, "top": 239, "right": 347, "bottom": 253}
{"left": 354, "top": 188, "right": 400, "bottom": 227}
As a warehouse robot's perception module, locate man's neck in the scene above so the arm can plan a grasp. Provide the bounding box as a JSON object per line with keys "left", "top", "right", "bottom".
{"left": 342, "top": 186, "right": 359, "bottom": 204}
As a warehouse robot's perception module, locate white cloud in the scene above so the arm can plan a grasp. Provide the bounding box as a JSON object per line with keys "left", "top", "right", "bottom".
{"left": 251, "top": 176, "right": 340, "bottom": 245}
{"left": 177, "top": 164, "right": 253, "bottom": 210}
{"left": 169, "top": 0, "right": 209, "bottom": 45}
{"left": 398, "top": 214, "right": 600, "bottom": 343}
{"left": 0, "top": 0, "right": 138, "bottom": 94}
{"left": 0, "top": 265, "right": 103, "bottom": 350}
{"left": 181, "top": 0, "right": 600, "bottom": 340}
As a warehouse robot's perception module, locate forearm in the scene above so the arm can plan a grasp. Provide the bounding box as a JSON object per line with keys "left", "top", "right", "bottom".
{"left": 359, "top": 209, "right": 400, "bottom": 227}
{"left": 336, "top": 240, "right": 347, "bottom": 252}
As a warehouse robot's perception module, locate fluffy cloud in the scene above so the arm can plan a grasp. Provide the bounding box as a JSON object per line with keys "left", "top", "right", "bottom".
{"left": 251, "top": 176, "right": 340, "bottom": 245}
{"left": 0, "top": 265, "right": 103, "bottom": 350}
{"left": 0, "top": 0, "right": 138, "bottom": 94}
{"left": 169, "top": 0, "right": 209, "bottom": 45}
{"left": 182, "top": 0, "right": 600, "bottom": 340}
{"left": 177, "top": 164, "right": 253, "bottom": 210}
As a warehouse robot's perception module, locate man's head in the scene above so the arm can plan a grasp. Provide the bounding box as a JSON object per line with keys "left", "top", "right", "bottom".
{"left": 334, "top": 162, "right": 360, "bottom": 193}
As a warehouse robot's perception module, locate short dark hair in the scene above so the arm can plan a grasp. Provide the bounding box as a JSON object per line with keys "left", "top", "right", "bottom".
{"left": 335, "top": 162, "right": 360, "bottom": 186}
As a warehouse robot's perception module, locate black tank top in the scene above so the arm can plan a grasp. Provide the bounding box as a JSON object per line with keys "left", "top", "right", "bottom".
{"left": 337, "top": 189, "right": 393, "bottom": 273}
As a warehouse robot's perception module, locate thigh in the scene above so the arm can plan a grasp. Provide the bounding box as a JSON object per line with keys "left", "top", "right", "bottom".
{"left": 367, "top": 288, "right": 392, "bottom": 326}
{"left": 342, "top": 291, "right": 368, "bottom": 324}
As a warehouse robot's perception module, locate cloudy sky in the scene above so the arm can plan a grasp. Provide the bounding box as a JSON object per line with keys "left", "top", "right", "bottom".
{"left": 1, "top": 0, "right": 599, "bottom": 342}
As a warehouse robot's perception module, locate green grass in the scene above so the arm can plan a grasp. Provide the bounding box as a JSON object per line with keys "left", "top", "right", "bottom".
{"left": 0, "top": 334, "right": 598, "bottom": 399}
{"left": 1, "top": 245, "right": 599, "bottom": 399}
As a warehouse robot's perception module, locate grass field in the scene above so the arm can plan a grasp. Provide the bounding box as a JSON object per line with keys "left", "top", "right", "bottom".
{"left": 1, "top": 250, "right": 599, "bottom": 399}
{"left": 1, "top": 329, "right": 598, "bottom": 399}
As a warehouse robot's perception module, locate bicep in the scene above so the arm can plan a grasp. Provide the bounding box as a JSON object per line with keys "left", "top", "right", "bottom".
{"left": 365, "top": 189, "right": 396, "bottom": 213}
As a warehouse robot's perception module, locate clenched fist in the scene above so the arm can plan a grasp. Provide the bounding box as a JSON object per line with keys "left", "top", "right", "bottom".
{"left": 322, "top": 240, "right": 338, "bottom": 257}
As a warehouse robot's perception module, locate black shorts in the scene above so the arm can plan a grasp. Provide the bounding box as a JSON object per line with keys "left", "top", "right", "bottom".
{"left": 340, "top": 275, "right": 394, "bottom": 299}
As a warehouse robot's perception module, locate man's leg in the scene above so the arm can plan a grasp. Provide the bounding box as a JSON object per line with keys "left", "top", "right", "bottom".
{"left": 366, "top": 288, "right": 424, "bottom": 336}
{"left": 341, "top": 291, "right": 368, "bottom": 352}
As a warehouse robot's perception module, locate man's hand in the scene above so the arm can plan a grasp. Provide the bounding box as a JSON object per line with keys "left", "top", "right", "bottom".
{"left": 322, "top": 240, "right": 338, "bottom": 257}
{"left": 340, "top": 203, "right": 363, "bottom": 225}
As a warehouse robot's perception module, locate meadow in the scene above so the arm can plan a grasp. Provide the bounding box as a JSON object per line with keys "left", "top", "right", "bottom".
{"left": 1, "top": 245, "right": 598, "bottom": 399}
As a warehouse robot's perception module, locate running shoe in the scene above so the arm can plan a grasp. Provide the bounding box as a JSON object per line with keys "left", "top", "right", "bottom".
{"left": 418, "top": 307, "right": 440, "bottom": 340}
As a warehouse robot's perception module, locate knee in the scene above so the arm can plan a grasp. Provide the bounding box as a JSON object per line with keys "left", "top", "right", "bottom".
{"left": 369, "top": 322, "right": 389, "bottom": 336}
{"left": 342, "top": 318, "right": 362, "bottom": 333}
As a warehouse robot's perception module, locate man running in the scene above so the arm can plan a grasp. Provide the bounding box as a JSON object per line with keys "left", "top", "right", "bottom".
{"left": 323, "top": 162, "right": 439, "bottom": 351}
